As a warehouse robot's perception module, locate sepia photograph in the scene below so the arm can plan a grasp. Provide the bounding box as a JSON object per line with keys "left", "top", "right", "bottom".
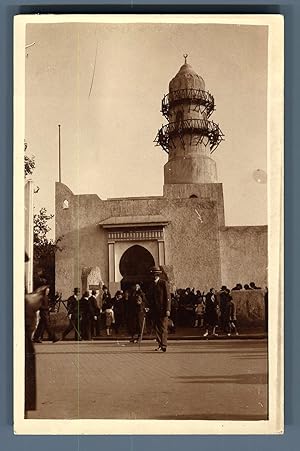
{"left": 14, "top": 14, "right": 283, "bottom": 434}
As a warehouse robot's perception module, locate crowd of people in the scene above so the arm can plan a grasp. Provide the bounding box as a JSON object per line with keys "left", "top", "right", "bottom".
{"left": 170, "top": 282, "right": 264, "bottom": 336}
{"left": 33, "top": 280, "right": 266, "bottom": 344}
{"left": 56, "top": 281, "right": 168, "bottom": 343}
{"left": 32, "top": 266, "right": 171, "bottom": 351}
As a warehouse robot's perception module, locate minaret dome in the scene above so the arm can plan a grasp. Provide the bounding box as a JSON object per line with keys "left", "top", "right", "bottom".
{"left": 169, "top": 63, "right": 205, "bottom": 92}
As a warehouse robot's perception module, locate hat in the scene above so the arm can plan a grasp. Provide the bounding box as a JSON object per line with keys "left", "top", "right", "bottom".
{"left": 150, "top": 266, "right": 162, "bottom": 274}
{"left": 221, "top": 285, "right": 227, "bottom": 291}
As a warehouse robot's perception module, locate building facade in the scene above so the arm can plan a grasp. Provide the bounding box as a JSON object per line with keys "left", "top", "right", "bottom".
{"left": 55, "top": 60, "right": 268, "bottom": 298}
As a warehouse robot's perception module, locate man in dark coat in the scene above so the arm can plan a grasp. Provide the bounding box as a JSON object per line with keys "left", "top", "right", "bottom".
{"left": 62, "top": 288, "right": 82, "bottom": 340}
{"left": 203, "top": 288, "right": 219, "bottom": 336}
{"left": 32, "top": 286, "right": 59, "bottom": 343}
{"left": 81, "top": 291, "right": 97, "bottom": 340}
{"left": 148, "top": 266, "right": 171, "bottom": 352}
{"left": 89, "top": 290, "right": 100, "bottom": 337}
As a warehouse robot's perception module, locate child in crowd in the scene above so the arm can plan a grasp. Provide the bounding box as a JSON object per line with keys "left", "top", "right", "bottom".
{"left": 104, "top": 300, "right": 115, "bottom": 336}
{"left": 194, "top": 299, "right": 205, "bottom": 328}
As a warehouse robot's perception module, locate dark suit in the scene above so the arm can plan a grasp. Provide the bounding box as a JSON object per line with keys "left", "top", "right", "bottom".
{"left": 150, "top": 279, "right": 171, "bottom": 349}
{"left": 33, "top": 293, "right": 57, "bottom": 342}
{"left": 205, "top": 292, "right": 219, "bottom": 327}
{"left": 62, "top": 295, "right": 82, "bottom": 340}
{"left": 219, "top": 290, "right": 228, "bottom": 332}
{"left": 89, "top": 295, "right": 100, "bottom": 336}
{"left": 81, "top": 296, "right": 96, "bottom": 340}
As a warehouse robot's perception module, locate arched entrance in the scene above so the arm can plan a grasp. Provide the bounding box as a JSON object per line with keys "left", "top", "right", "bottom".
{"left": 119, "top": 245, "right": 155, "bottom": 291}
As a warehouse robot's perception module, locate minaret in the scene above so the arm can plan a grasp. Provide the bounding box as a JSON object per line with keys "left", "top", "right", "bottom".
{"left": 155, "top": 56, "right": 224, "bottom": 185}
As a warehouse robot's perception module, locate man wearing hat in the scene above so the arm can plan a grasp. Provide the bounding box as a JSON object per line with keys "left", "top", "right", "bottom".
{"left": 89, "top": 289, "right": 100, "bottom": 337}
{"left": 61, "top": 288, "right": 82, "bottom": 340}
{"left": 148, "top": 266, "right": 171, "bottom": 352}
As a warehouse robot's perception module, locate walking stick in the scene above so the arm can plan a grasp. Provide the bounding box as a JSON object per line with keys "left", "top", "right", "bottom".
{"left": 139, "top": 315, "right": 146, "bottom": 350}
{"left": 68, "top": 316, "right": 82, "bottom": 341}
{"left": 61, "top": 299, "right": 82, "bottom": 340}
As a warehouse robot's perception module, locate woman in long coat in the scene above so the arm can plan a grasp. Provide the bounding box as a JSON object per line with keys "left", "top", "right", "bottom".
{"left": 203, "top": 288, "right": 219, "bottom": 336}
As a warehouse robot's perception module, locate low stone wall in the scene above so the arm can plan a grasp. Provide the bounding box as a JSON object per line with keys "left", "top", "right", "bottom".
{"left": 229, "top": 289, "right": 266, "bottom": 326}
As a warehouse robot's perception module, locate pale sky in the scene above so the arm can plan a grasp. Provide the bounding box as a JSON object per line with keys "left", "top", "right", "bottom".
{"left": 25, "top": 22, "right": 268, "bottom": 235}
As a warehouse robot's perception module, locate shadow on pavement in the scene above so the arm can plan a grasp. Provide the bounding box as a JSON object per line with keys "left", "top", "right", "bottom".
{"left": 174, "top": 373, "right": 268, "bottom": 384}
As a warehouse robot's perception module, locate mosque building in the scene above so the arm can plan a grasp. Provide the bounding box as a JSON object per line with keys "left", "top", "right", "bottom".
{"left": 55, "top": 58, "right": 267, "bottom": 297}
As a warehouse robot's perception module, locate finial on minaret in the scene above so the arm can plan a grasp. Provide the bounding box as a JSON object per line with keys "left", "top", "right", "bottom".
{"left": 183, "top": 54, "right": 188, "bottom": 64}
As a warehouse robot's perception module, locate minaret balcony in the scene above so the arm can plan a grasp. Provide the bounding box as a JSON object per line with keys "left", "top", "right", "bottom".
{"left": 154, "top": 118, "right": 224, "bottom": 154}
{"left": 161, "top": 88, "right": 215, "bottom": 119}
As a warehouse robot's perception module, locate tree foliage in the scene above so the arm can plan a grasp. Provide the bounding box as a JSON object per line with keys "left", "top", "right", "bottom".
{"left": 33, "top": 208, "right": 54, "bottom": 249}
{"left": 24, "top": 142, "right": 63, "bottom": 296}
{"left": 33, "top": 208, "right": 63, "bottom": 295}
{"left": 24, "top": 142, "right": 35, "bottom": 177}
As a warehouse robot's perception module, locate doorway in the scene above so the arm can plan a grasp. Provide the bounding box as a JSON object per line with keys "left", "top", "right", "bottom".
{"left": 119, "top": 244, "right": 155, "bottom": 292}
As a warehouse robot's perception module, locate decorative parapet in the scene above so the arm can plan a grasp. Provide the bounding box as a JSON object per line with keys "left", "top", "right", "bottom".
{"left": 107, "top": 229, "right": 164, "bottom": 242}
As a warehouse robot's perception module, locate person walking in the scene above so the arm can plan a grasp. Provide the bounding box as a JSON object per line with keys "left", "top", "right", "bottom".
{"left": 61, "top": 289, "right": 82, "bottom": 340}
{"left": 148, "top": 266, "right": 171, "bottom": 352}
{"left": 32, "top": 286, "right": 59, "bottom": 343}
{"left": 227, "top": 294, "right": 239, "bottom": 336}
{"left": 203, "top": 288, "right": 219, "bottom": 337}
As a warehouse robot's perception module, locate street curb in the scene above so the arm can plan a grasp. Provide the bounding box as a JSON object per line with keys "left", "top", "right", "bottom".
{"left": 86, "top": 334, "right": 268, "bottom": 341}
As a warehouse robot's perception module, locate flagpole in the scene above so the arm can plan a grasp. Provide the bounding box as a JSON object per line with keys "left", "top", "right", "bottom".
{"left": 58, "top": 124, "right": 61, "bottom": 183}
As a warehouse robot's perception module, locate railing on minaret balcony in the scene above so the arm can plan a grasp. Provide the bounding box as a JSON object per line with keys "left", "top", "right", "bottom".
{"left": 154, "top": 118, "right": 224, "bottom": 154}
{"left": 161, "top": 88, "right": 215, "bottom": 119}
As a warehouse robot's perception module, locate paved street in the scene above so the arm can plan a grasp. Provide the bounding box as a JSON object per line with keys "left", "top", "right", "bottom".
{"left": 28, "top": 339, "right": 268, "bottom": 420}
